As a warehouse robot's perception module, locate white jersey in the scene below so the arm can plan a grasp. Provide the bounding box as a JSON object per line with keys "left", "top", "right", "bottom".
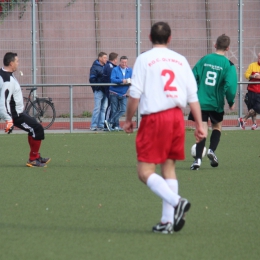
{"left": 129, "top": 47, "right": 198, "bottom": 115}
{"left": 0, "top": 68, "right": 24, "bottom": 121}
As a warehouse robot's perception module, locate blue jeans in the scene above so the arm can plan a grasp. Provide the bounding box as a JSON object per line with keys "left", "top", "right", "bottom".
{"left": 109, "top": 93, "right": 127, "bottom": 127}
{"left": 91, "top": 90, "right": 108, "bottom": 128}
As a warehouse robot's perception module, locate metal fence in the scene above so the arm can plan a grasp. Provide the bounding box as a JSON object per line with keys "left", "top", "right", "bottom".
{"left": 0, "top": 82, "right": 253, "bottom": 132}
{"left": 0, "top": 0, "right": 260, "bottom": 130}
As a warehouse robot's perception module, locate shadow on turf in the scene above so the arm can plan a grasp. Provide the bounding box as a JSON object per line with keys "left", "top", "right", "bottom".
{"left": 0, "top": 222, "right": 161, "bottom": 235}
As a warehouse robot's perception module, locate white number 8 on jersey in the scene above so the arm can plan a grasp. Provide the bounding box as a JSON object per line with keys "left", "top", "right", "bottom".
{"left": 205, "top": 71, "right": 217, "bottom": 86}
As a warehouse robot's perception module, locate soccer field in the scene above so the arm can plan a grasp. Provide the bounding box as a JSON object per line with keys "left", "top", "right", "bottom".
{"left": 0, "top": 130, "right": 259, "bottom": 260}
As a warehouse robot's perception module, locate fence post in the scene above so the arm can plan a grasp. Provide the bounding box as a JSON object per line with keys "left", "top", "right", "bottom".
{"left": 238, "top": 0, "right": 243, "bottom": 118}
{"left": 136, "top": 0, "right": 141, "bottom": 128}
{"left": 31, "top": 0, "right": 37, "bottom": 87}
{"left": 69, "top": 85, "right": 73, "bottom": 133}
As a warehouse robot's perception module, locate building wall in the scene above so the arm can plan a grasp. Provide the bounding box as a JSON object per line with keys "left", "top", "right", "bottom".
{"left": 0, "top": 0, "right": 259, "bottom": 120}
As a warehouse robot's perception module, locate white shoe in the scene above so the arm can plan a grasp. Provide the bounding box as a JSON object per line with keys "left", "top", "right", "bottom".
{"left": 190, "top": 158, "right": 201, "bottom": 170}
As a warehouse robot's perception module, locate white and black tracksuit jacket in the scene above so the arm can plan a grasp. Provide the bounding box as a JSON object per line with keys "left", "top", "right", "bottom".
{"left": 0, "top": 68, "right": 44, "bottom": 140}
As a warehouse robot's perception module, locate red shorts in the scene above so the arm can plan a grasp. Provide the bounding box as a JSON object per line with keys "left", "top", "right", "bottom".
{"left": 136, "top": 107, "right": 185, "bottom": 164}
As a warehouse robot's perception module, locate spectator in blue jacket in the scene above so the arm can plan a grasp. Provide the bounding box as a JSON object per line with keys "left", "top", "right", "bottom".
{"left": 105, "top": 56, "right": 132, "bottom": 131}
{"left": 102, "top": 52, "right": 118, "bottom": 130}
{"left": 89, "top": 52, "right": 108, "bottom": 131}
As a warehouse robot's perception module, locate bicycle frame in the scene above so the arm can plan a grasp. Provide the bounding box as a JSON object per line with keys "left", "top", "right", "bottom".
{"left": 23, "top": 87, "right": 37, "bottom": 111}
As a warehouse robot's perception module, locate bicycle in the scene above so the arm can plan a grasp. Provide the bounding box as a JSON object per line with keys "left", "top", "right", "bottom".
{"left": 23, "top": 87, "right": 56, "bottom": 130}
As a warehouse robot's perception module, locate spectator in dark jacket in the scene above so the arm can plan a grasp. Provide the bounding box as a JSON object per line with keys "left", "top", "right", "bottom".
{"left": 89, "top": 52, "right": 108, "bottom": 130}
{"left": 105, "top": 56, "right": 132, "bottom": 131}
{"left": 102, "top": 52, "right": 118, "bottom": 130}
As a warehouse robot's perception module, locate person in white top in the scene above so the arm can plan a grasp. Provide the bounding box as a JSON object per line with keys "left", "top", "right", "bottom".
{"left": 0, "top": 52, "right": 51, "bottom": 167}
{"left": 124, "top": 22, "right": 206, "bottom": 234}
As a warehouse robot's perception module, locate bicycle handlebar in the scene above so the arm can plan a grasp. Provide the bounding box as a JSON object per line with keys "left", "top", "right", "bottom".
{"left": 26, "top": 87, "right": 38, "bottom": 91}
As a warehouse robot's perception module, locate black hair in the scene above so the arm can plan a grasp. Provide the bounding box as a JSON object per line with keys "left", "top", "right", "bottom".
{"left": 150, "top": 21, "right": 171, "bottom": 44}
{"left": 3, "top": 52, "right": 17, "bottom": 66}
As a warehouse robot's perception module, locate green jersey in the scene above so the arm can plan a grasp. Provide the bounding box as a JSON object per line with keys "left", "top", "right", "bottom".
{"left": 192, "top": 53, "right": 237, "bottom": 112}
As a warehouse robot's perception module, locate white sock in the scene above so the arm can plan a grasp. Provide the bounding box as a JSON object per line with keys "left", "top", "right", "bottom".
{"left": 161, "top": 179, "right": 178, "bottom": 223}
{"left": 146, "top": 173, "right": 180, "bottom": 208}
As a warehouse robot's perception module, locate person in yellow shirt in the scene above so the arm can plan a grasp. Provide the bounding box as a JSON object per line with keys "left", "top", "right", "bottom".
{"left": 238, "top": 53, "right": 260, "bottom": 130}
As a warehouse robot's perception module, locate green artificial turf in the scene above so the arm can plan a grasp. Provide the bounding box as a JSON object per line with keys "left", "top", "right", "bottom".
{"left": 0, "top": 130, "right": 259, "bottom": 260}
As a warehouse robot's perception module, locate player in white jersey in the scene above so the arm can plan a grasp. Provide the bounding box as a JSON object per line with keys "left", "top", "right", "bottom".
{"left": 124, "top": 22, "right": 206, "bottom": 233}
{"left": 0, "top": 52, "right": 51, "bottom": 167}
{"left": 130, "top": 49, "right": 198, "bottom": 114}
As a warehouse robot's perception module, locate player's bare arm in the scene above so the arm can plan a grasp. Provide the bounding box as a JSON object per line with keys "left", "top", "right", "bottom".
{"left": 123, "top": 96, "right": 139, "bottom": 133}
{"left": 229, "top": 103, "right": 235, "bottom": 110}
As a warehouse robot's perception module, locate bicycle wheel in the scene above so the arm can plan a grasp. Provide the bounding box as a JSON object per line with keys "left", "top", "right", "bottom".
{"left": 26, "top": 99, "right": 56, "bottom": 130}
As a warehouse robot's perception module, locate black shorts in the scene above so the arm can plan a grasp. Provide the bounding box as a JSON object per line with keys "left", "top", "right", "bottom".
{"left": 246, "top": 91, "right": 260, "bottom": 114}
{"left": 188, "top": 110, "right": 224, "bottom": 124}
{"left": 13, "top": 112, "right": 45, "bottom": 140}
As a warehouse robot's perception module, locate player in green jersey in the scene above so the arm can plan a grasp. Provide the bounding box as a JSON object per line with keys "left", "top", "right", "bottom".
{"left": 188, "top": 34, "right": 237, "bottom": 170}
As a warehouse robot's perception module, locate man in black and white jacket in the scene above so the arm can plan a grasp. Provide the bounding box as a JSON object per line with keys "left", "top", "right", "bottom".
{"left": 0, "top": 52, "right": 50, "bottom": 167}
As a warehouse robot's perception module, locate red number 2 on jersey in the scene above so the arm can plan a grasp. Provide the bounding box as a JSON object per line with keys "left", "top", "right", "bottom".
{"left": 161, "top": 69, "right": 177, "bottom": 91}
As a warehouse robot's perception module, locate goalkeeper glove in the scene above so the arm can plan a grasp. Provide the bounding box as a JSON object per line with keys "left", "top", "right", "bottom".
{"left": 5, "top": 120, "right": 14, "bottom": 134}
